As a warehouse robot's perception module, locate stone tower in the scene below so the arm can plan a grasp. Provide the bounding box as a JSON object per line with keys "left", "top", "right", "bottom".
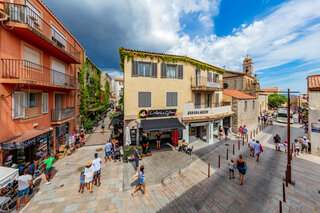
{"left": 243, "top": 54, "right": 254, "bottom": 76}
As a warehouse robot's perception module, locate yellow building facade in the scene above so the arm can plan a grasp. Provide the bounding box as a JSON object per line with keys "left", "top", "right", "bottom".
{"left": 121, "top": 48, "right": 233, "bottom": 146}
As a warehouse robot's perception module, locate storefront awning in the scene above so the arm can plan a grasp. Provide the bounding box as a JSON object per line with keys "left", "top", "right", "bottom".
{"left": 1, "top": 128, "right": 53, "bottom": 150}
{"left": 140, "top": 118, "right": 185, "bottom": 132}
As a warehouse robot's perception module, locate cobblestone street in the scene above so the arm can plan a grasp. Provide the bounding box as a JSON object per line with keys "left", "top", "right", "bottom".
{"left": 20, "top": 121, "right": 320, "bottom": 213}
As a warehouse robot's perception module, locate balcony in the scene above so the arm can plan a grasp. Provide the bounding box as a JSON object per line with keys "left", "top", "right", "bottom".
{"left": 191, "top": 76, "right": 223, "bottom": 91}
{"left": 183, "top": 102, "right": 233, "bottom": 119}
{"left": 1, "top": 59, "right": 77, "bottom": 88}
{"left": 0, "top": 2, "right": 80, "bottom": 63}
{"left": 51, "top": 107, "right": 75, "bottom": 122}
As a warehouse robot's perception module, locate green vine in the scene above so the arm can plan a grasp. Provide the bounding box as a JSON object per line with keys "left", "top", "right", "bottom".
{"left": 119, "top": 47, "right": 225, "bottom": 74}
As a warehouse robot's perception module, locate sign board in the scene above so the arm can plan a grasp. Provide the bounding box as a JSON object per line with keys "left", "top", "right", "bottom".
{"left": 312, "top": 129, "right": 320, "bottom": 133}
{"left": 207, "top": 82, "right": 220, "bottom": 88}
{"left": 138, "top": 109, "right": 177, "bottom": 118}
{"left": 311, "top": 123, "right": 320, "bottom": 133}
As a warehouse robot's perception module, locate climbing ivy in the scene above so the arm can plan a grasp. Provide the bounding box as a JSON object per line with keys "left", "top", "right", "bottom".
{"left": 119, "top": 47, "right": 225, "bottom": 74}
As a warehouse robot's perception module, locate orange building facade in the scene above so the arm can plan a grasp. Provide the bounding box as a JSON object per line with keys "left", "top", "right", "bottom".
{"left": 0, "top": 0, "right": 84, "bottom": 166}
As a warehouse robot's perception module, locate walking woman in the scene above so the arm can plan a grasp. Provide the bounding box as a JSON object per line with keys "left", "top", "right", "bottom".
{"left": 254, "top": 140, "right": 263, "bottom": 162}
{"left": 236, "top": 154, "right": 247, "bottom": 185}
{"left": 238, "top": 126, "right": 243, "bottom": 138}
{"left": 219, "top": 126, "right": 223, "bottom": 140}
{"left": 131, "top": 165, "right": 146, "bottom": 196}
{"left": 84, "top": 160, "right": 94, "bottom": 193}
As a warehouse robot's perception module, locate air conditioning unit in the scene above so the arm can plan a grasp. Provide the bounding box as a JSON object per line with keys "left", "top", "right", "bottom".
{"left": 10, "top": 7, "right": 24, "bottom": 23}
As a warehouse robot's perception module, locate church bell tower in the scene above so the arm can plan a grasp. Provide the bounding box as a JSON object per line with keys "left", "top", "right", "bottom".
{"left": 243, "top": 54, "right": 254, "bottom": 76}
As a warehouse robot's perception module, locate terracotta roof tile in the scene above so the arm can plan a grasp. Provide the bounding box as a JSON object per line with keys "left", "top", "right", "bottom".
{"left": 114, "top": 78, "right": 123, "bottom": 81}
{"left": 307, "top": 74, "right": 320, "bottom": 90}
{"left": 223, "top": 89, "right": 256, "bottom": 99}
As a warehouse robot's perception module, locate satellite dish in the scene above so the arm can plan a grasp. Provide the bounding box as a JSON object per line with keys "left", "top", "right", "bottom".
{"left": 224, "top": 83, "right": 228, "bottom": 89}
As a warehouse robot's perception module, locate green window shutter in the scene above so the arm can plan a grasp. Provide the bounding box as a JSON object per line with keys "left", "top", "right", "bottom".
{"left": 178, "top": 65, "right": 183, "bottom": 79}
{"left": 132, "top": 61, "right": 138, "bottom": 77}
{"left": 151, "top": 63, "right": 157, "bottom": 78}
{"left": 161, "top": 63, "right": 167, "bottom": 78}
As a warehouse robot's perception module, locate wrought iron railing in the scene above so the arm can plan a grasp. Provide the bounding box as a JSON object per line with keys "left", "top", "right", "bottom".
{"left": 0, "top": 1, "right": 80, "bottom": 62}
{"left": 1, "top": 59, "right": 76, "bottom": 87}
{"left": 51, "top": 107, "right": 75, "bottom": 122}
{"left": 191, "top": 76, "right": 223, "bottom": 89}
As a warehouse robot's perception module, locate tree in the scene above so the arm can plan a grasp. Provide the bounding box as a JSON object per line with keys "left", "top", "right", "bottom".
{"left": 268, "top": 94, "right": 288, "bottom": 108}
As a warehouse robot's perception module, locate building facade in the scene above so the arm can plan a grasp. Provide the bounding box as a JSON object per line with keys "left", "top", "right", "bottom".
{"left": 111, "top": 78, "right": 123, "bottom": 107}
{"left": 0, "top": 0, "right": 84, "bottom": 166}
{"left": 307, "top": 74, "right": 320, "bottom": 156}
{"left": 121, "top": 48, "right": 233, "bottom": 146}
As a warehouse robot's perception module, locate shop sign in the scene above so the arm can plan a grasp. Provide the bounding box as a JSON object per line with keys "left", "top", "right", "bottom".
{"left": 311, "top": 123, "right": 320, "bottom": 133}
{"left": 187, "top": 110, "right": 209, "bottom": 115}
{"left": 207, "top": 82, "right": 220, "bottom": 88}
{"left": 138, "top": 109, "right": 177, "bottom": 118}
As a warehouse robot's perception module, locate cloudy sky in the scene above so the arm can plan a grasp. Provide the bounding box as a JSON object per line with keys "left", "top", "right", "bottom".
{"left": 43, "top": 0, "right": 320, "bottom": 93}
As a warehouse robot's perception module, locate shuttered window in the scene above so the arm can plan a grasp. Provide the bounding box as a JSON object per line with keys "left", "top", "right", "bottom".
{"left": 166, "top": 92, "right": 178, "bottom": 107}
{"left": 195, "top": 93, "right": 201, "bottom": 108}
{"left": 138, "top": 92, "right": 151, "bottom": 108}
{"left": 42, "top": 93, "right": 48, "bottom": 114}
{"left": 52, "top": 59, "right": 66, "bottom": 85}
{"left": 132, "top": 62, "right": 157, "bottom": 77}
{"left": 24, "top": 45, "right": 40, "bottom": 65}
{"left": 161, "top": 64, "right": 183, "bottom": 79}
{"left": 51, "top": 25, "right": 66, "bottom": 48}
{"left": 138, "top": 63, "right": 150, "bottom": 77}
{"left": 12, "top": 92, "right": 25, "bottom": 119}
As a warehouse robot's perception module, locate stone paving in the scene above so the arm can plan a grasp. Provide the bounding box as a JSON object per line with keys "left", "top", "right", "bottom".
{"left": 19, "top": 120, "right": 320, "bottom": 213}
{"left": 85, "top": 118, "right": 112, "bottom": 146}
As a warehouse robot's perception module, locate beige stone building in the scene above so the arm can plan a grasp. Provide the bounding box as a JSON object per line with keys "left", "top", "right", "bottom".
{"left": 121, "top": 48, "right": 233, "bottom": 146}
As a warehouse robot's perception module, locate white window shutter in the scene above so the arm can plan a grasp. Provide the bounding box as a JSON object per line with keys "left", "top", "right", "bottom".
{"left": 21, "top": 92, "right": 25, "bottom": 118}
{"left": 12, "top": 92, "right": 25, "bottom": 119}
{"left": 12, "top": 93, "right": 16, "bottom": 119}
{"left": 41, "top": 93, "right": 48, "bottom": 114}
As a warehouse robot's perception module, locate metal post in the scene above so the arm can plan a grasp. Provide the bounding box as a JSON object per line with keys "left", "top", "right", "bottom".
{"left": 208, "top": 163, "right": 210, "bottom": 177}
{"left": 286, "top": 88, "right": 292, "bottom": 184}
{"left": 238, "top": 140, "right": 240, "bottom": 150}
{"left": 298, "top": 96, "right": 301, "bottom": 123}
{"left": 226, "top": 149, "right": 228, "bottom": 160}
{"left": 246, "top": 134, "right": 248, "bottom": 142}
{"left": 242, "top": 138, "right": 244, "bottom": 146}
{"left": 218, "top": 155, "right": 220, "bottom": 168}
{"left": 279, "top": 201, "right": 282, "bottom": 213}
{"left": 256, "top": 128, "right": 258, "bottom": 134}
{"left": 253, "top": 130, "right": 255, "bottom": 137}
{"left": 233, "top": 144, "right": 235, "bottom": 155}
{"left": 282, "top": 183, "right": 286, "bottom": 202}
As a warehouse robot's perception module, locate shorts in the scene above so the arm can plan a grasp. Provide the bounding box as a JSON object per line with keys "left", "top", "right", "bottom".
{"left": 44, "top": 167, "right": 53, "bottom": 175}
{"left": 156, "top": 140, "right": 161, "bottom": 144}
{"left": 302, "top": 144, "right": 308, "bottom": 151}
{"left": 229, "top": 168, "right": 234, "bottom": 173}
{"left": 219, "top": 132, "right": 223, "bottom": 136}
{"left": 17, "top": 187, "right": 30, "bottom": 198}
{"left": 105, "top": 151, "right": 111, "bottom": 157}
{"left": 138, "top": 178, "right": 144, "bottom": 184}
{"left": 295, "top": 148, "right": 300, "bottom": 152}
{"left": 95, "top": 169, "right": 101, "bottom": 175}
{"left": 225, "top": 133, "right": 228, "bottom": 136}
{"left": 250, "top": 147, "right": 254, "bottom": 152}
{"left": 80, "top": 180, "right": 85, "bottom": 184}
{"left": 135, "top": 160, "right": 139, "bottom": 168}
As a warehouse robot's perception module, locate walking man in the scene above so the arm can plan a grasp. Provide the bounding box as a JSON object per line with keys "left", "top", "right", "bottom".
{"left": 16, "top": 169, "right": 33, "bottom": 211}
{"left": 301, "top": 136, "right": 309, "bottom": 155}
{"left": 92, "top": 153, "right": 101, "bottom": 186}
{"left": 273, "top": 134, "right": 281, "bottom": 151}
{"left": 105, "top": 140, "right": 112, "bottom": 163}
{"left": 44, "top": 153, "right": 54, "bottom": 185}
{"left": 248, "top": 139, "right": 256, "bottom": 157}
{"left": 223, "top": 125, "right": 231, "bottom": 140}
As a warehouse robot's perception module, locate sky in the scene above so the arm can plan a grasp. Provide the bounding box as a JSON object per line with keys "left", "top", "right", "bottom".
{"left": 42, "top": 0, "right": 320, "bottom": 93}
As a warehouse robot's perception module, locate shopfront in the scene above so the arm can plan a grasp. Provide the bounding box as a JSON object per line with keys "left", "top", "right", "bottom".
{"left": 55, "top": 122, "right": 70, "bottom": 149}
{"left": 1, "top": 129, "right": 53, "bottom": 169}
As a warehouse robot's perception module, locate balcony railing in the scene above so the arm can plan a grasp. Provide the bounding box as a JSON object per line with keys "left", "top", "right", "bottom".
{"left": 51, "top": 107, "right": 75, "bottom": 122}
{"left": 1, "top": 59, "right": 77, "bottom": 88}
{"left": 1, "top": 2, "right": 80, "bottom": 62}
{"left": 191, "top": 76, "right": 223, "bottom": 89}
{"left": 193, "top": 102, "right": 231, "bottom": 109}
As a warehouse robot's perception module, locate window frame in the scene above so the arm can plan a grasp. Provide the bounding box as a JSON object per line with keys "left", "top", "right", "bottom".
{"left": 166, "top": 92, "right": 178, "bottom": 107}
{"left": 138, "top": 91, "right": 152, "bottom": 108}
{"left": 25, "top": 92, "right": 38, "bottom": 109}
{"left": 137, "top": 62, "right": 151, "bottom": 77}
{"left": 12, "top": 92, "right": 25, "bottom": 119}
{"left": 244, "top": 101, "right": 248, "bottom": 112}
{"left": 166, "top": 64, "right": 178, "bottom": 79}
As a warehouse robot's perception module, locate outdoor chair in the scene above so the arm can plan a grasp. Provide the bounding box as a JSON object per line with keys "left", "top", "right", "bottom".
{"left": 0, "top": 196, "right": 15, "bottom": 212}
{"left": 186, "top": 146, "right": 193, "bottom": 155}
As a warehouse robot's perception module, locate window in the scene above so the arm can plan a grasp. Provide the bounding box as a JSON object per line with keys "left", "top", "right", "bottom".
{"left": 244, "top": 101, "right": 247, "bottom": 112}
{"left": 25, "top": 93, "right": 38, "bottom": 108}
{"left": 252, "top": 100, "right": 255, "bottom": 110}
{"left": 195, "top": 93, "right": 201, "bottom": 108}
{"left": 207, "top": 72, "right": 213, "bottom": 82}
{"left": 24, "top": 45, "right": 40, "bottom": 67}
{"left": 52, "top": 59, "right": 66, "bottom": 85}
{"left": 41, "top": 93, "right": 48, "bottom": 114}
{"left": 26, "top": 1, "right": 40, "bottom": 28}
{"left": 166, "top": 65, "right": 177, "bottom": 78}
{"left": 204, "top": 93, "right": 212, "bottom": 108}
{"left": 166, "top": 92, "right": 178, "bottom": 107}
{"left": 51, "top": 25, "right": 66, "bottom": 48}
{"left": 138, "top": 63, "right": 151, "bottom": 77}
{"left": 138, "top": 92, "right": 151, "bottom": 108}
{"left": 12, "top": 92, "right": 25, "bottom": 119}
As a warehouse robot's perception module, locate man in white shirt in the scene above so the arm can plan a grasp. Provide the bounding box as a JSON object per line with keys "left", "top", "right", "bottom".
{"left": 16, "top": 169, "right": 33, "bottom": 211}
{"left": 248, "top": 139, "right": 256, "bottom": 157}
{"left": 301, "top": 136, "right": 309, "bottom": 155}
{"left": 92, "top": 153, "right": 102, "bottom": 186}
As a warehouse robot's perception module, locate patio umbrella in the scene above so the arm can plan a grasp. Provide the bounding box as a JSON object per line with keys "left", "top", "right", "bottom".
{"left": 0, "top": 167, "right": 19, "bottom": 188}
{"left": 125, "top": 126, "right": 131, "bottom": 146}
{"left": 109, "top": 114, "right": 124, "bottom": 127}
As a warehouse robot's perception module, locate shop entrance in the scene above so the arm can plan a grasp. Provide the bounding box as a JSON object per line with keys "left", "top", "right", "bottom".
{"left": 189, "top": 122, "right": 209, "bottom": 143}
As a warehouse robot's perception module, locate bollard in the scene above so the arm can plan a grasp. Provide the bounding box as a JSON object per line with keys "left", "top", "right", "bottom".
{"left": 285, "top": 170, "right": 288, "bottom": 187}
{"left": 218, "top": 155, "right": 220, "bottom": 168}
{"left": 238, "top": 140, "right": 240, "bottom": 150}
{"left": 253, "top": 130, "right": 255, "bottom": 137}
{"left": 250, "top": 131, "right": 252, "bottom": 139}
{"left": 282, "top": 183, "right": 286, "bottom": 202}
{"left": 226, "top": 149, "right": 229, "bottom": 160}
{"left": 242, "top": 138, "right": 244, "bottom": 146}
{"left": 279, "top": 201, "right": 282, "bottom": 213}
{"left": 233, "top": 144, "right": 235, "bottom": 155}
{"left": 246, "top": 134, "right": 248, "bottom": 142}
{"left": 256, "top": 128, "right": 258, "bottom": 134}
{"left": 208, "top": 163, "right": 210, "bottom": 177}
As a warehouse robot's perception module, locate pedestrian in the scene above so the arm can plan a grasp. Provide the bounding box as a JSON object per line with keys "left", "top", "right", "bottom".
{"left": 155, "top": 132, "right": 161, "bottom": 150}
{"left": 105, "top": 140, "right": 112, "bottom": 163}
{"left": 228, "top": 159, "right": 235, "bottom": 179}
{"left": 254, "top": 140, "right": 263, "bottom": 162}
{"left": 236, "top": 154, "right": 247, "bottom": 185}
{"left": 78, "top": 169, "right": 85, "bottom": 193}
{"left": 80, "top": 131, "right": 85, "bottom": 144}
{"left": 75, "top": 134, "right": 80, "bottom": 149}
{"left": 25, "top": 162, "right": 35, "bottom": 177}
{"left": 44, "top": 153, "right": 54, "bottom": 185}
{"left": 248, "top": 139, "right": 256, "bottom": 157}
{"left": 134, "top": 147, "right": 141, "bottom": 175}
{"left": 308, "top": 139, "right": 311, "bottom": 154}
{"left": 92, "top": 153, "right": 101, "bottom": 186}
{"left": 101, "top": 122, "right": 105, "bottom": 134}
{"left": 294, "top": 139, "right": 300, "bottom": 157}
{"left": 224, "top": 125, "right": 231, "bottom": 140}
{"left": 33, "top": 149, "right": 42, "bottom": 170}
{"left": 131, "top": 165, "right": 146, "bottom": 196}
{"left": 84, "top": 160, "right": 94, "bottom": 193}
{"left": 238, "top": 126, "right": 243, "bottom": 138}
{"left": 273, "top": 134, "right": 281, "bottom": 151}
{"left": 242, "top": 125, "right": 248, "bottom": 139}
{"left": 16, "top": 168, "right": 33, "bottom": 211}
{"left": 278, "top": 140, "right": 287, "bottom": 153}
{"left": 301, "top": 136, "right": 308, "bottom": 155}
{"left": 219, "top": 126, "right": 223, "bottom": 140}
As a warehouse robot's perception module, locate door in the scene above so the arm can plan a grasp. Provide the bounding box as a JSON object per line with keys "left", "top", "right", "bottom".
{"left": 55, "top": 94, "right": 61, "bottom": 109}
{"left": 195, "top": 93, "right": 201, "bottom": 108}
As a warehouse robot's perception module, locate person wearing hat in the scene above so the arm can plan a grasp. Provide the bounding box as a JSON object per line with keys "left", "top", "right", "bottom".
{"left": 84, "top": 160, "right": 94, "bottom": 193}
{"left": 78, "top": 169, "right": 85, "bottom": 193}
{"left": 301, "top": 136, "right": 309, "bottom": 155}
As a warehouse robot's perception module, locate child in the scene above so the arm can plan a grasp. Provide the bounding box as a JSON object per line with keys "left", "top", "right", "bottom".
{"left": 294, "top": 139, "right": 300, "bottom": 157}
{"left": 228, "top": 159, "right": 235, "bottom": 179}
{"left": 78, "top": 169, "right": 85, "bottom": 193}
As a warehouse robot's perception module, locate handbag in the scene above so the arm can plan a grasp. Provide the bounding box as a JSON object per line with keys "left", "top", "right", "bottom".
{"left": 260, "top": 145, "right": 263, "bottom": 152}
{"left": 244, "top": 163, "right": 247, "bottom": 171}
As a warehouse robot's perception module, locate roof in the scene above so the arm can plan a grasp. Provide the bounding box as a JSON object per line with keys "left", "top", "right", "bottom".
{"left": 121, "top": 48, "right": 224, "bottom": 72}
{"left": 114, "top": 78, "right": 124, "bottom": 81}
{"left": 223, "top": 70, "right": 254, "bottom": 79}
{"left": 307, "top": 74, "right": 320, "bottom": 90}
{"left": 265, "top": 87, "right": 280, "bottom": 91}
{"left": 223, "top": 89, "right": 256, "bottom": 99}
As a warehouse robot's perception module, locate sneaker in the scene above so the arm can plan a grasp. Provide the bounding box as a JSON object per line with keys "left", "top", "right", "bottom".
{"left": 46, "top": 182, "right": 51, "bottom": 185}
